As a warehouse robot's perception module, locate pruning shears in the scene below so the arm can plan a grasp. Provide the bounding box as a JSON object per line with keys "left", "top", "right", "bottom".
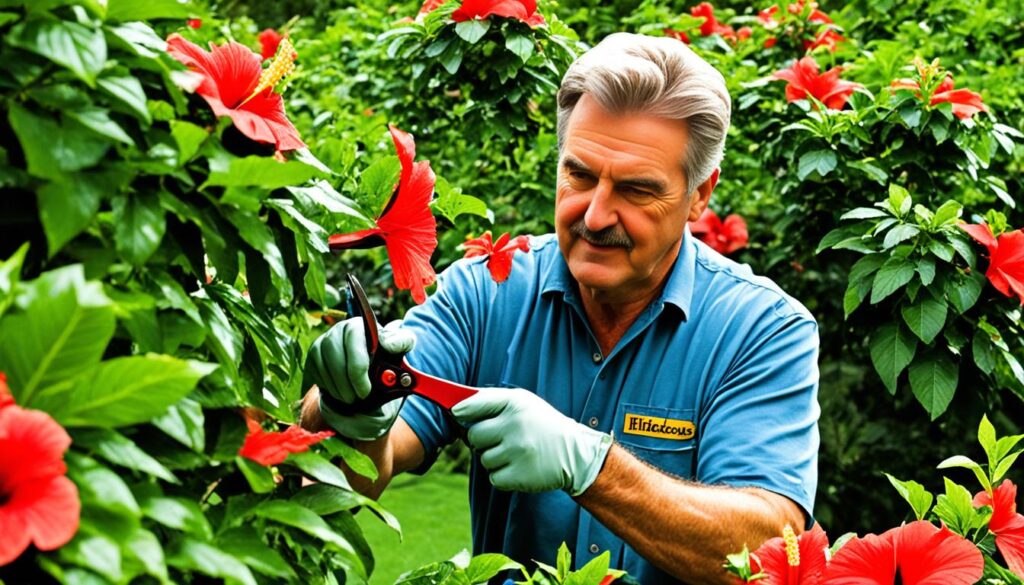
{"left": 340, "top": 274, "right": 478, "bottom": 413}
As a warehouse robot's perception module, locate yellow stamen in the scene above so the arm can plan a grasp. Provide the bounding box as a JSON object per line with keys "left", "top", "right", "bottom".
{"left": 241, "top": 38, "right": 296, "bottom": 106}
{"left": 783, "top": 525, "right": 800, "bottom": 567}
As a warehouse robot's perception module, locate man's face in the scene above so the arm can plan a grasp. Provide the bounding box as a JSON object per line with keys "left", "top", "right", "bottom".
{"left": 555, "top": 95, "right": 714, "bottom": 300}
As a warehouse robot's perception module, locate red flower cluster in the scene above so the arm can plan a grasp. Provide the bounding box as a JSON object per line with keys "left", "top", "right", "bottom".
{"left": 773, "top": 56, "right": 862, "bottom": 110}
{"left": 329, "top": 125, "right": 438, "bottom": 304}
{"left": 666, "top": 3, "right": 751, "bottom": 44}
{"left": 891, "top": 75, "right": 988, "bottom": 120}
{"left": 238, "top": 415, "right": 333, "bottom": 466}
{"left": 758, "top": 2, "right": 844, "bottom": 51}
{"left": 463, "top": 231, "right": 530, "bottom": 283}
{"left": 690, "top": 208, "right": 749, "bottom": 255}
{"left": 746, "top": 521, "right": 983, "bottom": 584}
{"left": 0, "top": 373, "right": 80, "bottom": 566}
{"left": 419, "top": 0, "right": 545, "bottom": 27}
{"left": 961, "top": 223, "right": 1024, "bottom": 305}
{"left": 166, "top": 34, "right": 305, "bottom": 151}
{"left": 258, "top": 28, "right": 285, "bottom": 61}
{"left": 974, "top": 480, "right": 1024, "bottom": 576}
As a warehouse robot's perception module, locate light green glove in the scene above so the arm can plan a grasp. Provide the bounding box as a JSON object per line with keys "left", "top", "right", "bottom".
{"left": 451, "top": 388, "right": 613, "bottom": 496}
{"left": 304, "top": 318, "right": 416, "bottom": 441}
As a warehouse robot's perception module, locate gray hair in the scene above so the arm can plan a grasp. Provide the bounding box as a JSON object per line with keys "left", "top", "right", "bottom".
{"left": 556, "top": 33, "right": 731, "bottom": 195}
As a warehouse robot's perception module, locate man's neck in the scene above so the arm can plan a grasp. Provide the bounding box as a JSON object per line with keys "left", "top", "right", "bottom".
{"left": 578, "top": 283, "right": 663, "bottom": 357}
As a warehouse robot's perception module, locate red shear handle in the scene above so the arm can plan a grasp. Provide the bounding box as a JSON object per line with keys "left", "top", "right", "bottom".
{"left": 406, "top": 363, "right": 478, "bottom": 410}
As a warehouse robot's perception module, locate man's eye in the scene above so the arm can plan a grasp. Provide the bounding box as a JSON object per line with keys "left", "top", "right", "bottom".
{"left": 569, "top": 171, "right": 591, "bottom": 180}
{"left": 620, "top": 186, "right": 650, "bottom": 197}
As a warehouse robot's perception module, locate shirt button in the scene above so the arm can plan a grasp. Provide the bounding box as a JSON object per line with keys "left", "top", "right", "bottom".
{"left": 592, "top": 352, "right": 602, "bottom": 363}
{"left": 589, "top": 544, "right": 600, "bottom": 554}
{"left": 588, "top": 417, "right": 599, "bottom": 427}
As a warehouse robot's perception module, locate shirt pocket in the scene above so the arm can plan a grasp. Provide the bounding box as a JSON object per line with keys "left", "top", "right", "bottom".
{"left": 613, "top": 402, "right": 697, "bottom": 480}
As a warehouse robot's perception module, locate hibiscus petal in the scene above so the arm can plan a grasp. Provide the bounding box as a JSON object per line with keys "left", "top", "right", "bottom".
{"left": 0, "top": 372, "right": 12, "bottom": 410}
{"left": 239, "top": 422, "right": 333, "bottom": 466}
{"left": 463, "top": 232, "right": 495, "bottom": 258}
{"left": 689, "top": 208, "right": 722, "bottom": 236}
{"left": 797, "top": 524, "right": 830, "bottom": 584}
{"left": 959, "top": 223, "right": 997, "bottom": 250}
{"left": 389, "top": 125, "right": 416, "bottom": 190}
{"left": 823, "top": 531, "right": 895, "bottom": 585}
{"left": 749, "top": 534, "right": 790, "bottom": 585}
{"left": 9, "top": 475, "right": 80, "bottom": 551}
{"left": 897, "top": 521, "right": 984, "bottom": 585}
{"left": 379, "top": 161, "right": 438, "bottom": 304}
{"left": 977, "top": 480, "right": 1020, "bottom": 531}
{"left": 0, "top": 505, "right": 31, "bottom": 566}
{"left": 258, "top": 29, "right": 284, "bottom": 61}
{"left": 0, "top": 406, "right": 71, "bottom": 491}
{"left": 722, "top": 214, "right": 750, "bottom": 254}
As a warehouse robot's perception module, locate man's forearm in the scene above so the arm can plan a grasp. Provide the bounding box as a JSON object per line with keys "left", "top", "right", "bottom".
{"left": 575, "top": 444, "right": 805, "bottom": 584}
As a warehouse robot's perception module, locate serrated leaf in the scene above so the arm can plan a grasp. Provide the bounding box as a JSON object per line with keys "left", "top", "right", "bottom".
{"left": 871, "top": 257, "right": 915, "bottom": 303}
{"left": 908, "top": 350, "right": 958, "bottom": 420}
{"left": 797, "top": 149, "right": 837, "bottom": 180}
{"left": 901, "top": 297, "right": 947, "bottom": 344}
{"left": 883, "top": 224, "right": 920, "bottom": 249}
{"left": 869, "top": 322, "right": 917, "bottom": 393}
{"left": 945, "top": 272, "right": 983, "bottom": 314}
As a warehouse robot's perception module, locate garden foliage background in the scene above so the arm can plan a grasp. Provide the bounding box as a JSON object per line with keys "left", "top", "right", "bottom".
{"left": 0, "top": 0, "right": 1022, "bottom": 583}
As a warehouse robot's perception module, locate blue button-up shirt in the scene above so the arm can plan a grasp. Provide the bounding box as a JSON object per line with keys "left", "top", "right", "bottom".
{"left": 399, "top": 229, "right": 819, "bottom": 584}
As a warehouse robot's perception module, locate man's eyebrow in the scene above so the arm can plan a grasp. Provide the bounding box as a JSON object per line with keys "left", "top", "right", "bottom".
{"left": 561, "top": 155, "right": 667, "bottom": 192}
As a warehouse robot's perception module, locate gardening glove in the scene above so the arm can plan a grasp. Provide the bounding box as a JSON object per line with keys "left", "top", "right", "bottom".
{"left": 304, "top": 318, "right": 416, "bottom": 441}
{"left": 451, "top": 388, "right": 613, "bottom": 496}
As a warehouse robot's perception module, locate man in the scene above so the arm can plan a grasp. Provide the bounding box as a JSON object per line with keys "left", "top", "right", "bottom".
{"left": 302, "top": 33, "right": 819, "bottom": 584}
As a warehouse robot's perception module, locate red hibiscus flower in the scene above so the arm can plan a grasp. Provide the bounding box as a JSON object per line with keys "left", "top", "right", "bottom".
{"left": 0, "top": 372, "right": 12, "bottom": 409}
{"left": 823, "top": 520, "right": 983, "bottom": 585}
{"left": 737, "top": 26, "right": 753, "bottom": 41}
{"left": 974, "top": 479, "right": 1024, "bottom": 576}
{"left": 759, "top": 5, "right": 780, "bottom": 27}
{"left": 750, "top": 524, "right": 828, "bottom": 585}
{"left": 419, "top": 0, "right": 447, "bottom": 13}
{"left": 0, "top": 384, "right": 80, "bottom": 566}
{"left": 329, "top": 125, "right": 438, "bottom": 304}
{"left": 773, "top": 56, "right": 862, "bottom": 110}
{"left": 463, "top": 231, "right": 531, "bottom": 283}
{"left": 891, "top": 75, "right": 988, "bottom": 120}
{"left": 186, "top": 18, "right": 202, "bottom": 29}
{"left": 166, "top": 34, "right": 305, "bottom": 151}
{"left": 960, "top": 223, "right": 1024, "bottom": 305}
{"left": 803, "top": 28, "right": 844, "bottom": 52}
{"left": 690, "top": 208, "right": 749, "bottom": 255}
{"left": 691, "top": 2, "right": 736, "bottom": 38}
{"left": 451, "top": 0, "right": 545, "bottom": 27}
{"left": 664, "top": 28, "right": 691, "bottom": 43}
{"left": 238, "top": 416, "right": 333, "bottom": 467}
{"left": 258, "top": 28, "right": 285, "bottom": 61}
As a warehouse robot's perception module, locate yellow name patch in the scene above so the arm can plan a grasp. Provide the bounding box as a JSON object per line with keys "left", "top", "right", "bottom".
{"left": 623, "top": 414, "right": 695, "bottom": 441}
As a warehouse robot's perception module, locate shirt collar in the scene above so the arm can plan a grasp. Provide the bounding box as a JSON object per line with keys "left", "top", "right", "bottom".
{"left": 540, "top": 227, "right": 697, "bottom": 320}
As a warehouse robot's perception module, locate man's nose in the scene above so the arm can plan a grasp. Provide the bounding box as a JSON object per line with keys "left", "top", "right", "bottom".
{"left": 583, "top": 181, "right": 618, "bottom": 232}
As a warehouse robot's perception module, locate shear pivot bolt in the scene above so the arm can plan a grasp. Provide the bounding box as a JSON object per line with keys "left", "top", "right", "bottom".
{"left": 399, "top": 373, "right": 413, "bottom": 388}
{"left": 381, "top": 370, "right": 397, "bottom": 387}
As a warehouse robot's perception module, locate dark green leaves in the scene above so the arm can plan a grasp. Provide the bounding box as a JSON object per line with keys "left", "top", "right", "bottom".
{"left": 901, "top": 297, "right": 947, "bottom": 344}
{"left": 113, "top": 192, "right": 167, "bottom": 265}
{"left": 8, "top": 104, "right": 111, "bottom": 180}
{"left": 797, "top": 149, "right": 837, "bottom": 180}
{"left": 8, "top": 17, "right": 107, "bottom": 83}
{"left": 869, "top": 322, "right": 917, "bottom": 393}
{"left": 203, "top": 156, "right": 321, "bottom": 190}
{"left": 871, "top": 257, "right": 915, "bottom": 303}
{"left": 908, "top": 349, "right": 958, "bottom": 419}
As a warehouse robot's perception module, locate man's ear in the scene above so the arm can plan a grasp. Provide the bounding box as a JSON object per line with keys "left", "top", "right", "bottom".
{"left": 687, "top": 168, "right": 720, "bottom": 222}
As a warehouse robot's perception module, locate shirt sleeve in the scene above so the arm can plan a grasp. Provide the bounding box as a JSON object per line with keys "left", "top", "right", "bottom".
{"left": 695, "top": 305, "right": 820, "bottom": 526}
{"left": 397, "top": 259, "right": 487, "bottom": 474}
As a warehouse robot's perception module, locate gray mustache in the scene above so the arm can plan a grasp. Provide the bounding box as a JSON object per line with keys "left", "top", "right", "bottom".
{"left": 569, "top": 220, "right": 634, "bottom": 250}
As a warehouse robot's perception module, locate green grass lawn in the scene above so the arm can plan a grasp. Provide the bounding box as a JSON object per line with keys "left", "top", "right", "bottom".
{"left": 357, "top": 472, "right": 473, "bottom": 584}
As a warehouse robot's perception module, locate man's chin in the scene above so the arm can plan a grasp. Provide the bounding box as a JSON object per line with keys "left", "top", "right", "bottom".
{"left": 566, "top": 261, "right": 625, "bottom": 292}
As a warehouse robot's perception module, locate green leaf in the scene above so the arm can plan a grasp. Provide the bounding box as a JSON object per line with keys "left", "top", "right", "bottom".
{"left": 901, "top": 297, "right": 947, "bottom": 344}
{"left": 152, "top": 396, "right": 206, "bottom": 451}
{"left": 33, "top": 355, "right": 216, "bottom": 428}
{"left": 292, "top": 484, "right": 401, "bottom": 536}
{"left": 38, "top": 169, "right": 132, "bottom": 255}
{"left": 928, "top": 239, "right": 955, "bottom": 262}
{"left": 949, "top": 235, "right": 977, "bottom": 267}
{"left": 885, "top": 474, "right": 933, "bottom": 520}
{"left": 124, "top": 528, "right": 167, "bottom": 582}
{"left": 106, "top": 0, "right": 198, "bottom": 21}
{"left": 168, "top": 539, "right": 257, "bottom": 585}
{"left": 0, "top": 265, "right": 114, "bottom": 405}
{"left": 882, "top": 224, "right": 920, "bottom": 249}
{"left": 140, "top": 496, "right": 213, "bottom": 540}
{"left": 932, "top": 200, "right": 963, "bottom": 227}
{"left": 65, "top": 107, "right": 134, "bottom": 144}
{"left": 225, "top": 210, "right": 292, "bottom": 303}
{"left": 916, "top": 256, "right": 936, "bottom": 286}
{"left": 945, "top": 272, "right": 984, "bottom": 314}
{"left": 112, "top": 192, "right": 167, "bottom": 265}
{"left": 797, "top": 149, "right": 837, "bottom": 180}
{"left": 869, "top": 322, "right": 917, "bottom": 393}
{"left": 68, "top": 453, "right": 141, "bottom": 519}
{"left": 247, "top": 500, "right": 365, "bottom": 576}
{"left": 97, "top": 75, "right": 151, "bottom": 123}
{"left": 908, "top": 350, "right": 959, "bottom": 420}
{"left": 933, "top": 477, "right": 984, "bottom": 536}
{"left": 871, "top": 257, "right": 915, "bottom": 303}
{"left": 0, "top": 243, "right": 28, "bottom": 319}
{"left": 286, "top": 451, "right": 352, "bottom": 490}
{"left": 237, "top": 457, "right": 277, "bottom": 493}
{"left": 846, "top": 159, "right": 888, "bottom": 184}
{"left": 979, "top": 415, "right": 997, "bottom": 462}
{"left": 204, "top": 156, "right": 320, "bottom": 190}
{"left": 888, "top": 184, "right": 911, "bottom": 216}
{"left": 567, "top": 551, "right": 610, "bottom": 585}
{"left": 72, "top": 428, "right": 178, "bottom": 483}
{"left": 8, "top": 18, "right": 107, "bottom": 83}
{"left": 8, "top": 104, "right": 110, "bottom": 180}
{"left": 357, "top": 156, "right": 402, "bottom": 217}
{"left": 59, "top": 533, "right": 122, "bottom": 583}
{"left": 937, "top": 455, "right": 990, "bottom": 492}
{"left": 505, "top": 31, "right": 534, "bottom": 63}
{"left": 455, "top": 19, "right": 490, "bottom": 44}
{"left": 899, "top": 105, "right": 922, "bottom": 128}
{"left": 993, "top": 452, "right": 1023, "bottom": 484}
{"left": 322, "top": 437, "right": 379, "bottom": 481}
{"left": 465, "top": 554, "right": 523, "bottom": 584}
{"left": 216, "top": 527, "right": 296, "bottom": 579}
{"left": 972, "top": 329, "right": 997, "bottom": 374}
{"left": 170, "top": 120, "right": 209, "bottom": 165}
{"left": 431, "top": 186, "right": 492, "bottom": 224}
{"left": 840, "top": 207, "right": 890, "bottom": 220}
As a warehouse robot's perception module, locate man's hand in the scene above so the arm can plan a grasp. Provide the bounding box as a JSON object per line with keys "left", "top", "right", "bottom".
{"left": 451, "top": 388, "right": 612, "bottom": 496}
{"left": 304, "top": 318, "right": 415, "bottom": 441}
